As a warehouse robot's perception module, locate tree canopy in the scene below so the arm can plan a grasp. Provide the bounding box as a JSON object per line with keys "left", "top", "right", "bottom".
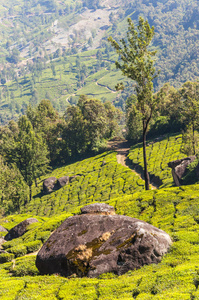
{"left": 109, "top": 17, "right": 158, "bottom": 190}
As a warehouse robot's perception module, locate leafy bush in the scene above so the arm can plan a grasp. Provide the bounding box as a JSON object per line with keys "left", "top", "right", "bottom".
{"left": 26, "top": 240, "right": 42, "bottom": 253}
{"left": 2, "top": 238, "right": 23, "bottom": 250}
{"left": 10, "top": 256, "right": 39, "bottom": 277}
{"left": 182, "top": 158, "right": 199, "bottom": 185}
{"left": 9, "top": 245, "right": 27, "bottom": 257}
{"left": 36, "top": 230, "right": 51, "bottom": 243}
{"left": 0, "top": 253, "right": 14, "bottom": 263}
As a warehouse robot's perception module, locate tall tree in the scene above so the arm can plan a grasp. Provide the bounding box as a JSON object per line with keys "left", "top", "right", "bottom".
{"left": 2, "top": 116, "right": 50, "bottom": 202}
{"left": 26, "top": 100, "right": 63, "bottom": 165}
{"left": 0, "top": 156, "right": 28, "bottom": 214}
{"left": 180, "top": 82, "right": 199, "bottom": 156}
{"left": 108, "top": 17, "right": 158, "bottom": 190}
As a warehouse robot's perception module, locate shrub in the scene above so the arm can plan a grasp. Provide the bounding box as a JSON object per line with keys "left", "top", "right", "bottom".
{"left": 26, "top": 240, "right": 42, "bottom": 253}
{"left": 10, "top": 256, "right": 39, "bottom": 277}
{"left": 36, "top": 230, "right": 51, "bottom": 243}
{"left": 9, "top": 245, "right": 27, "bottom": 257}
{"left": 0, "top": 253, "right": 14, "bottom": 263}
{"left": 2, "top": 238, "right": 23, "bottom": 250}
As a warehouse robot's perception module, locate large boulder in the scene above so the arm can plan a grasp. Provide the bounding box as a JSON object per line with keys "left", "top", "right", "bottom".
{"left": 5, "top": 218, "right": 38, "bottom": 241}
{"left": 43, "top": 177, "right": 57, "bottom": 194}
{"left": 168, "top": 156, "right": 196, "bottom": 186}
{"left": 36, "top": 203, "right": 171, "bottom": 278}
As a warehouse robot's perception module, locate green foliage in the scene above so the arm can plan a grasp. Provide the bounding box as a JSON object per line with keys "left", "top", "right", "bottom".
{"left": 64, "top": 96, "right": 122, "bottom": 155}
{"left": 26, "top": 240, "right": 42, "bottom": 253}
{"left": 0, "top": 279, "right": 25, "bottom": 300}
{"left": 0, "top": 253, "right": 14, "bottom": 263}
{"left": 10, "top": 256, "right": 39, "bottom": 277}
{"left": 0, "top": 156, "right": 28, "bottom": 214}
{"left": 128, "top": 134, "right": 184, "bottom": 187}
{"left": 0, "top": 133, "right": 199, "bottom": 298}
{"left": 182, "top": 158, "right": 199, "bottom": 185}
{"left": 0, "top": 116, "right": 50, "bottom": 202}
{"left": 109, "top": 16, "right": 159, "bottom": 190}
{"left": 9, "top": 245, "right": 27, "bottom": 258}
{"left": 0, "top": 0, "right": 198, "bottom": 125}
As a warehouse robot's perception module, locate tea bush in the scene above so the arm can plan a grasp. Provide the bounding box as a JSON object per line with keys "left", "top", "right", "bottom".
{"left": 128, "top": 134, "right": 184, "bottom": 187}
{"left": 0, "top": 253, "right": 14, "bottom": 263}
{"left": 0, "top": 135, "right": 199, "bottom": 298}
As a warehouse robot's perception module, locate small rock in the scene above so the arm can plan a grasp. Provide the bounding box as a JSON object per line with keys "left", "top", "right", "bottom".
{"left": 56, "top": 176, "right": 70, "bottom": 189}
{"left": 0, "top": 226, "right": 8, "bottom": 233}
{"left": 0, "top": 237, "right": 5, "bottom": 248}
{"left": 168, "top": 156, "right": 196, "bottom": 186}
{"left": 5, "top": 218, "right": 38, "bottom": 241}
{"left": 43, "top": 177, "right": 57, "bottom": 194}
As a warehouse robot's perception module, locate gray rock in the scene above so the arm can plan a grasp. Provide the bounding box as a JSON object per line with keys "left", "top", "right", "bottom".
{"left": 0, "top": 237, "right": 5, "bottom": 249}
{"left": 5, "top": 218, "right": 38, "bottom": 241}
{"left": 0, "top": 226, "right": 8, "bottom": 233}
{"left": 56, "top": 176, "right": 70, "bottom": 189}
{"left": 36, "top": 204, "right": 171, "bottom": 278}
{"left": 81, "top": 203, "right": 115, "bottom": 215}
{"left": 43, "top": 177, "right": 57, "bottom": 194}
{"left": 168, "top": 156, "right": 196, "bottom": 186}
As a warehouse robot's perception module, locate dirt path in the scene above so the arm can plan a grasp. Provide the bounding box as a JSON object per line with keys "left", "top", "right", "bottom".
{"left": 96, "top": 81, "right": 117, "bottom": 93}
{"left": 108, "top": 139, "right": 157, "bottom": 190}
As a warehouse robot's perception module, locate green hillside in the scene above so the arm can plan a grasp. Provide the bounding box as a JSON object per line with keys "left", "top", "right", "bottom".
{"left": 128, "top": 134, "right": 185, "bottom": 188}
{"left": 0, "top": 0, "right": 199, "bottom": 124}
{"left": 1, "top": 133, "right": 199, "bottom": 299}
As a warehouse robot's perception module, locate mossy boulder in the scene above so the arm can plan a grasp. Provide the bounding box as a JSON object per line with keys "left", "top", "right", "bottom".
{"left": 36, "top": 203, "right": 171, "bottom": 278}
{"left": 168, "top": 156, "right": 196, "bottom": 186}
{"left": 5, "top": 218, "right": 38, "bottom": 241}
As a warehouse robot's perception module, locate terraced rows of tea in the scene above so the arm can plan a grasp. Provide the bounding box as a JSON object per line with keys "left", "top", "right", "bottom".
{"left": 128, "top": 134, "right": 184, "bottom": 188}
{"left": 1, "top": 134, "right": 199, "bottom": 299}
{"left": 27, "top": 151, "right": 145, "bottom": 217}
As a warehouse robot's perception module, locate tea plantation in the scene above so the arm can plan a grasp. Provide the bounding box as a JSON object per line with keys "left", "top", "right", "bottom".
{"left": 128, "top": 134, "right": 185, "bottom": 188}
{"left": 1, "top": 134, "right": 199, "bottom": 299}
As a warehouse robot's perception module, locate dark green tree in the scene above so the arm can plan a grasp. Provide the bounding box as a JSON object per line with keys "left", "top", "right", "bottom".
{"left": 180, "top": 81, "right": 199, "bottom": 156}
{"left": 0, "top": 156, "right": 28, "bottom": 214}
{"left": 108, "top": 17, "right": 159, "bottom": 190}
{"left": 26, "top": 100, "right": 63, "bottom": 165}
{"left": 5, "top": 116, "right": 50, "bottom": 201}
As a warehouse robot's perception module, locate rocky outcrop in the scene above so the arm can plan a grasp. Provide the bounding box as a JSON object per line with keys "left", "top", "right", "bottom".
{"left": 0, "top": 226, "right": 8, "bottom": 233}
{"left": 56, "top": 176, "right": 70, "bottom": 189}
{"left": 0, "top": 237, "right": 5, "bottom": 250}
{"left": 81, "top": 203, "right": 115, "bottom": 215}
{"left": 43, "top": 177, "right": 57, "bottom": 194}
{"left": 168, "top": 156, "right": 196, "bottom": 186}
{"left": 36, "top": 203, "right": 171, "bottom": 278}
{"left": 43, "top": 175, "right": 81, "bottom": 194}
{"left": 5, "top": 218, "right": 38, "bottom": 241}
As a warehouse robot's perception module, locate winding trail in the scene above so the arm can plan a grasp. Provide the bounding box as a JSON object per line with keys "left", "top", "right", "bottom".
{"left": 108, "top": 139, "right": 157, "bottom": 190}
{"left": 96, "top": 81, "right": 117, "bottom": 93}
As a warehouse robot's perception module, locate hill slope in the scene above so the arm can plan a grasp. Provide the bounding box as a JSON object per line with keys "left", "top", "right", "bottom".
{"left": 1, "top": 134, "right": 199, "bottom": 299}
{"left": 0, "top": 0, "right": 198, "bottom": 123}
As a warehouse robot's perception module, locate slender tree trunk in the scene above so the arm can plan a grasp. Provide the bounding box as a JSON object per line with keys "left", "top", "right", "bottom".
{"left": 29, "top": 185, "right": 32, "bottom": 201}
{"left": 143, "top": 120, "right": 150, "bottom": 190}
{"left": 192, "top": 123, "right": 196, "bottom": 155}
